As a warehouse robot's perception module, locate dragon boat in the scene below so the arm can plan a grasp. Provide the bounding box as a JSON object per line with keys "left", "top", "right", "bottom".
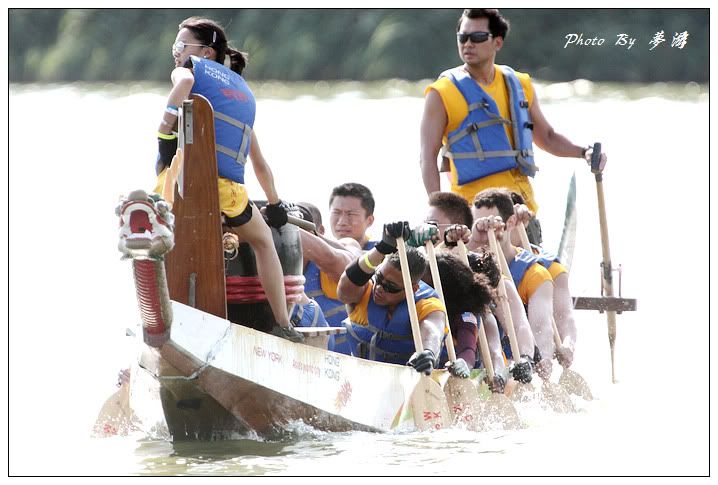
{"left": 96, "top": 95, "right": 460, "bottom": 440}
{"left": 96, "top": 95, "right": 637, "bottom": 441}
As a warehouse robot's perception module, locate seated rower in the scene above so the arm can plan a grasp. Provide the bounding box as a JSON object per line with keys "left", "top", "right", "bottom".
{"left": 336, "top": 222, "right": 447, "bottom": 374}
{"left": 425, "top": 191, "right": 535, "bottom": 383}
{"left": 294, "top": 201, "right": 361, "bottom": 350}
{"left": 510, "top": 193, "right": 577, "bottom": 368}
{"left": 329, "top": 182, "right": 379, "bottom": 250}
{"left": 297, "top": 183, "right": 381, "bottom": 353}
{"left": 428, "top": 251, "right": 507, "bottom": 390}
{"left": 471, "top": 188, "right": 556, "bottom": 379}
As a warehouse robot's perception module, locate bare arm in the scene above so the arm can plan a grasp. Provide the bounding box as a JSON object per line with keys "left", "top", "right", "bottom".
{"left": 248, "top": 131, "right": 280, "bottom": 204}
{"left": 527, "top": 280, "right": 556, "bottom": 361}
{"left": 553, "top": 272, "right": 577, "bottom": 366}
{"left": 481, "top": 311, "right": 506, "bottom": 373}
{"left": 419, "top": 89, "right": 447, "bottom": 195}
{"left": 529, "top": 90, "right": 585, "bottom": 158}
{"left": 420, "top": 310, "right": 446, "bottom": 358}
{"left": 337, "top": 248, "right": 386, "bottom": 305}
{"left": 299, "top": 229, "right": 362, "bottom": 282}
{"left": 158, "top": 67, "right": 194, "bottom": 134}
{"left": 493, "top": 277, "right": 536, "bottom": 357}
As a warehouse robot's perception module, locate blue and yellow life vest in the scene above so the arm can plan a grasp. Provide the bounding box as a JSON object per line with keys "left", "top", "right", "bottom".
{"left": 363, "top": 240, "right": 378, "bottom": 250}
{"left": 190, "top": 56, "right": 255, "bottom": 184}
{"left": 508, "top": 247, "right": 541, "bottom": 289}
{"left": 440, "top": 65, "right": 536, "bottom": 185}
{"left": 304, "top": 261, "right": 347, "bottom": 326}
{"left": 342, "top": 281, "right": 441, "bottom": 365}
{"left": 289, "top": 298, "right": 335, "bottom": 351}
{"left": 530, "top": 243, "right": 559, "bottom": 269}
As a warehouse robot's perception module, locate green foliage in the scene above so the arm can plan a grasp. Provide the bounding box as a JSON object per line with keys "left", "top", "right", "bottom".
{"left": 8, "top": 8, "right": 709, "bottom": 83}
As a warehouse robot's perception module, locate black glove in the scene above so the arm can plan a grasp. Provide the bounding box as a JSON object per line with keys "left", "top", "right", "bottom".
{"left": 375, "top": 221, "right": 411, "bottom": 255}
{"left": 488, "top": 373, "right": 506, "bottom": 394}
{"left": 446, "top": 358, "right": 470, "bottom": 378}
{"left": 156, "top": 135, "right": 178, "bottom": 175}
{"left": 264, "top": 200, "right": 290, "bottom": 228}
{"left": 407, "top": 349, "right": 436, "bottom": 376}
{"left": 510, "top": 356, "right": 533, "bottom": 384}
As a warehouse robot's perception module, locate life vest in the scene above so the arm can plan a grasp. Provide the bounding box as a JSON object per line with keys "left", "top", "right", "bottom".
{"left": 189, "top": 56, "right": 255, "bottom": 184}
{"left": 363, "top": 240, "right": 378, "bottom": 250}
{"left": 289, "top": 298, "right": 335, "bottom": 351}
{"left": 508, "top": 247, "right": 541, "bottom": 290}
{"left": 343, "top": 281, "right": 442, "bottom": 365}
{"left": 531, "top": 243, "right": 559, "bottom": 270}
{"left": 303, "top": 261, "right": 347, "bottom": 326}
{"left": 440, "top": 65, "right": 537, "bottom": 185}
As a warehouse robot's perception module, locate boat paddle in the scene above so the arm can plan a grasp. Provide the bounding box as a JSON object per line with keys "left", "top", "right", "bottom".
{"left": 485, "top": 227, "right": 533, "bottom": 401}
{"left": 489, "top": 227, "right": 575, "bottom": 412}
{"left": 456, "top": 240, "right": 521, "bottom": 429}
{"left": 515, "top": 223, "right": 593, "bottom": 400}
{"left": 396, "top": 237, "right": 451, "bottom": 431}
{"left": 590, "top": 142, "right": 618, "bottom": 383}
{"left": 92, "top": 381, "right": 134, "bottom": 437}
{"left": 287, "top": 214, "right": 318, "bottom": 234}
{"left": 424, "top": 241, "right": 484, "bottom": 430}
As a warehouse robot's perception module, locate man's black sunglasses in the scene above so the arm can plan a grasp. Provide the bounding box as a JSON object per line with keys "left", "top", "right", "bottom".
{"left": 374, "top": 272, "right": 403, "bottom": 294}
{"left": 457, "top": 31, "right": 493, "bottom": 44}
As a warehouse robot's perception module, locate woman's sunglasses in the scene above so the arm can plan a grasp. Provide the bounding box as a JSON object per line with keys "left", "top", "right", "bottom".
{"left": 374, "top": 272, "right": 403, "bottom": 294}
{"left": 172, "top": 40, "right": 208, "bottom": 56}
{"left": 457, "top": 31, "right": 493, "bottom": 44}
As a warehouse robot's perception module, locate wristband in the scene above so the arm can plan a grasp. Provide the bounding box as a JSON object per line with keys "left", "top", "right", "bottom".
{"left": 165, "top": 105, "right": 179, "bottom": 117}
{"left": 345, "top": 259, "right": 374, "bottom": 287}
{"left": 362, "top": 252, "right": 377, "bottom": 270}
{"left": 157, "top": 131, "right": 177, "bottom": 140}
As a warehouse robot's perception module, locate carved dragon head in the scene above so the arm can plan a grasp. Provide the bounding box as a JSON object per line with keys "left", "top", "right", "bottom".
{"left": 116, "top": 190, "right": 175, "bottom": 260}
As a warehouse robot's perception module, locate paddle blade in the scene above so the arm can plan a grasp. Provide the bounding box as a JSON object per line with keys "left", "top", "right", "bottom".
{"left": 540, "top": 381, "right": 577, "bottom": 413}
{"left": 483, "top": 394, "right": 522, "bottom": 430}
{"left": 559, "top": 369, "right": 594, "bottom": 400}
{"left": 444, "top": 376, "right": 483, "bottom": 430}
{"left": 92, "top": 383, "right": 135, "bottom": 437}
{"left": 410, "top": 375, "right": 451, "bottom": 431}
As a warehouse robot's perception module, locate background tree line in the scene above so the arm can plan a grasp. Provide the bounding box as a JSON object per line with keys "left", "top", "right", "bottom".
{"left": 9, "top": 8, "right": 708, "bottom": 84}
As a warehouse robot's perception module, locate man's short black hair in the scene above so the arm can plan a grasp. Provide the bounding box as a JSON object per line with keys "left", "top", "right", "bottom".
{"left": 329, "top": 182, "right": 375, "bottom": 216}
{"left": 457, "top": 8, "right": 510, "bottom": 39}
{"left": 473, "top": 187, "right": 515, "bottom": 225}
{"left": 387, "top": 247, "right": 427, "bottom": 285}
{"left": 428, "top": 191, "right": 474, "bottom": 228}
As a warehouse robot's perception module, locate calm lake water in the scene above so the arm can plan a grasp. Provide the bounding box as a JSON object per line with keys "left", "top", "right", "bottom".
{"left": 7, "top": 79, "right": 709, "bottom": 476}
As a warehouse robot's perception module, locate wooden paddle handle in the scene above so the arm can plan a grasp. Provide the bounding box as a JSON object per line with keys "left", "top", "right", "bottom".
{"left": 397, "top": 237, "right": 424, "bottom": 353}
{"left": 287, "top": 215, "right": 317, "bottom": 234}
{"left": 487, "top": 229, "right": 522, "bottom": 362}
{"left": 425, "top": 242, "right": 458, "bottom": 362}
{"left": 457, "top": 241, "right": 495, "bottom": 380}
{"left": 516, "top": 222, "right": 532, "bottom": 253}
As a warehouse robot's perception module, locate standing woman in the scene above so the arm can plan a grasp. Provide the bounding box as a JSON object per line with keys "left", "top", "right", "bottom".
{"left": 155, "top": 17, "right": 302, "bottom": 342}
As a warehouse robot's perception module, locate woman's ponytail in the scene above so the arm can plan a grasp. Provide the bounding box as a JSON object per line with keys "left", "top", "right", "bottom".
{"left": 226, "top": 47, "right": 249, "bottom": 75}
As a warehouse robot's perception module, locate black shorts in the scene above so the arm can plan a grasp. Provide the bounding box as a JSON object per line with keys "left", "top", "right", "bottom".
{"left": 224, "top": 200, "right": 255, "bottom": 227}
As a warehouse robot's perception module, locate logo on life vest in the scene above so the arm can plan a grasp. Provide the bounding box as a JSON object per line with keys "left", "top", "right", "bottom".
{"left": 221, "top": 88, "right": 249, "bottom": 101}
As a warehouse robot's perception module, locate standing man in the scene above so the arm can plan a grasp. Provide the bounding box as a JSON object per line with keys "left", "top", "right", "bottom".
{"left": 419, "top": 8, "right": 607, "bottom": 244}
